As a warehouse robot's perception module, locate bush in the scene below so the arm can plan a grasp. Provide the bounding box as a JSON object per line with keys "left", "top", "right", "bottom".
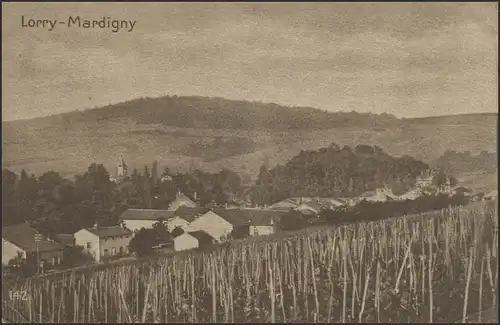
{"left": 279, "top": 210, "right": 309, "bottom": 231}
{"left": 62, "top": 245, "right": 94, "bottom": 267}
{"left": 129, "top": 221, "right": 174, "bottom": 257}
{"left": 320, "top": 194, "right": 470, "bottom": 225}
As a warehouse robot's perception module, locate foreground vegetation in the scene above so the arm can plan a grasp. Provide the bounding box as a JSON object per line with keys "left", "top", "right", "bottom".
{"left": 3, "top": 200, "right": 497, "bottom": 323}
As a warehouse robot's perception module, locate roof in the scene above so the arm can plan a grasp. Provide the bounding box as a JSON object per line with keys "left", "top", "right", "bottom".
{"left": 168, "top": 192, "right": 197, "bottom": 210}
{"left": 121, "top": 209, "right": 175, "bottom": 221}
{"left": 359, "top": 189, "right": 396, "bottom": 202}
{"left": 173, "top": 206, "right": 209, "bottom": 222}
{"left": 187, "top": 230, "right": 215, "bottom": 244}
{"left": 2, "top": 223, "right": 64, "bottom": 253}
{"left": 213, "top": 209, "right": 287, "bottom": 226}
{"left": 54, "top": 234, "right": 75, "bottom": 245}
{"left": 173, "top": 192, "right": 195, "bottom": 203}
{"left": 270, "top": 198, "right": 299, "bottom": 209}
{"left": 295, "top": 203, "right": 320, "bottom": 214}
{"left": 83, "top": 226, "right": 132, "bottom": 238}
{"left": 272, "top": 197, "right": 346, "bottom": 210}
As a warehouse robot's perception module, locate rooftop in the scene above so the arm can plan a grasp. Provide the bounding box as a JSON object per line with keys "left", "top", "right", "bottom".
{"left": 213, "top": 208, "right": 288, "bottom": 226}
{"left": 173, "top": 206, "right": 209, "bottom": 222}
{"left": 121, "top": 209, "right": 175, "bottom": 221}
{"left": 84, "top": 226, "right": 132, "bottom": 238}
{"left": 271, "top": 197, "right": 346, "bottom": 210}
{"left": 2, "top": 223, "right": 64, "bottom": 253}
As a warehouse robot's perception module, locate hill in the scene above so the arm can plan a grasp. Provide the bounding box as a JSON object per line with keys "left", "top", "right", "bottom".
{"left": 2, "top": 96, "right": 496, "bottom": 189}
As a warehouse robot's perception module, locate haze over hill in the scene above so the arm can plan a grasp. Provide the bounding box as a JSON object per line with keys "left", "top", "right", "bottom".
{"left": 2, "top": 96, "right": 497, "bottom": 191}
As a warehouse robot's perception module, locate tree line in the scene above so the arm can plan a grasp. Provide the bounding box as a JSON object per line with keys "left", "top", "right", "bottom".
{"left": 248, "top": 143, "right": 435, "bottom": 205}
{"left": 2, "top": 143, "right": 459, "bottom": 237}
{"left": 2, "top": 162, "right": 244, "bottom": 238}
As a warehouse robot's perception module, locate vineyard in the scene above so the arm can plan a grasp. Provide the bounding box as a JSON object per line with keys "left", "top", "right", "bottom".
{"left": 2, "top": 201, "right": 498, "bottom": 323}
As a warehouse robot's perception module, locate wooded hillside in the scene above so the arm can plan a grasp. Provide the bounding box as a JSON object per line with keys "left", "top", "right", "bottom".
{"left": 248, "top": 143, "right": 430, "bottom": 204}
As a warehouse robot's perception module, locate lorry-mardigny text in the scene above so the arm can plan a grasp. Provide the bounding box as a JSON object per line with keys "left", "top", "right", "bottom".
{"left": 21, "top": 16, "right": 136, "bottom": 32}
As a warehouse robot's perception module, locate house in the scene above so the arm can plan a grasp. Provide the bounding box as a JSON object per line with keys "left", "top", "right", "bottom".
{"left": 358, "top": 187, "right": 396, "bottom": 203}
{"left": 213, "top": 209, "right": 287, "bottom": 237}
{"left": 121, "top": 209, "right": 175, "bottom": 232}
{"left": 295, "top": 202, "right": 320, "bottom": 215}
{"left": 338, "top": 197, "right": 356, "bottom": 207}
{"left": 164, "top": 216, "right": 191, "bottom": 232}
{"left": 173, "top": 230, "right": 215, "bottom": 252}
{"left": 2, "top": 223, "right": 64, "bottom": 268}
{"left": 271, "top": 197, "right": 347, "bottom": 212}
{"left": 168, "top": 191, "right": 198, "bottom": 211}
{"left": 397, "top": 189, "right": 421, "bottom": 201}
{"left": 416, "top": 170, "right": 435, "bottom": 189}
{"left": 187, "top": 210, "right": 234, "bottom": 242}
{"left": 312, "top": 197, "right": 346, "bottom": 209}
{"left": 74, "top": 225, "right": 133, "bottom": 262}
{"left": 270, "top": 198, "right": 299, "bottom": 210}
{"left": 167, "top": 206, "right": 208, "bottom": 232}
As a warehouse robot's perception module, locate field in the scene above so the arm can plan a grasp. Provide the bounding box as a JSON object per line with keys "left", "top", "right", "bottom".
{"left": 2, "top": 201, "right": 498, "bottom": 323}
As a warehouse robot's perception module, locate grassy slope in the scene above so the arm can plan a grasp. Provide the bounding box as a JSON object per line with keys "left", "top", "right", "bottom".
{"left": 2, "top": 96, "right": 496, "bottom": 190}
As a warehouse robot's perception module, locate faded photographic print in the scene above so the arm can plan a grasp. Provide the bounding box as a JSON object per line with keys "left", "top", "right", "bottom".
{"left": 2, "top": 2, "right": 498, "bottom": 323}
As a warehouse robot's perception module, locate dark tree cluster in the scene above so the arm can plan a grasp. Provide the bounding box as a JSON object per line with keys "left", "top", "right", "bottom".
{"left": 2, "top": 162, "right": 243, "bottom": 238}
{"left": 433, "top": 150, "right": 497, "bottom": 175}
{"left": 248, "top": 143, "right": 432, "bottom": 205}
{"left": 128, "top": 220, "right": 174, "bottom": 257}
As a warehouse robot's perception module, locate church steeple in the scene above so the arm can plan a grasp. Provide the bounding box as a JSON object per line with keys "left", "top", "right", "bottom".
{"left": 117, "top": 155, "right": 128, "bottom": 178}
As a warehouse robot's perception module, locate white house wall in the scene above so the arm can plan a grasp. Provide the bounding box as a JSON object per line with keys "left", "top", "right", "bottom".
{"left": 174, "top": 233, "right": 199, "bottom": 251}
{"left": 188, "top": 211, "right": 233, "bottom": 241}
{"left": 123, "top": 219, "right": 156, "bottom": 232}
{"left": 74, "top": 229, "right": 101, "bottom": 262}
{"left": 2, "top": 238, "right": 25, "bottom": 265}
{"left": 99, "top": 235, "right": 132, "bottom": 258}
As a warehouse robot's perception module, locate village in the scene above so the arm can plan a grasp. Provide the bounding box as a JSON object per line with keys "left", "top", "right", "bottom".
{"left": 3, "top": 157, "right": 497, "bottom": 276}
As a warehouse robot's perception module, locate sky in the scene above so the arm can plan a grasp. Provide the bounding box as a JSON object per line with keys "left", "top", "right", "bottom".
{"left": 2, "top": 2, "right": 498, "bottom": 121}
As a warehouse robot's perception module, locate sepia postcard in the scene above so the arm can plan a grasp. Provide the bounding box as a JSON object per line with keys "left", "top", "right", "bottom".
{"left": 2, "top": 2, "right": 498, "bottom": 323}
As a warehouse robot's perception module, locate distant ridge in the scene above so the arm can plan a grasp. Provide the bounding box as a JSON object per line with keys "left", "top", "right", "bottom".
{"left": 4, "top": 95, "right": 400, "bottom": 131}
{"left": 2, "top": 95, "right": 496, "bottom": 188}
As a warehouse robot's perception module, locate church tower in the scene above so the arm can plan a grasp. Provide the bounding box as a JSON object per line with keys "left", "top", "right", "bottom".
{"left": 117, "top": 155, "right": 128, "bottom": 178}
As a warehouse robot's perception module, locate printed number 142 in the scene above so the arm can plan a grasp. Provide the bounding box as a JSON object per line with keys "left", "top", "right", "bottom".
{"left": 9, "top": 290, "right": 28, "bottom": 301}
